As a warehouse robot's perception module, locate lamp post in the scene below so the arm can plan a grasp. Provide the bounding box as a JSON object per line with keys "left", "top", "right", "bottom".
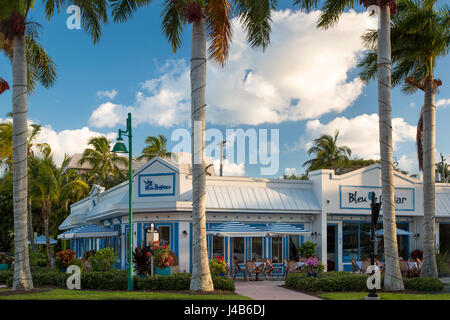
{"left": 112, "top": 112, "right": 133, "bottom": 291}
{"left": 367, "top": 191, "right": 381, "bottom": 299}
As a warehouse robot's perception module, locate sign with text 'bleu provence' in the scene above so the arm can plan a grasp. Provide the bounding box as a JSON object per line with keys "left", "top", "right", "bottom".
{"left": 138, "top": 173, "right": 175, "bottom": 197}
{"left": 339, "top": 185, "right": 414, "bottom": 211}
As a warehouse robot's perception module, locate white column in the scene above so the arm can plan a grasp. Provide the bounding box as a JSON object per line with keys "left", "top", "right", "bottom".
{"left": 178, "top": 221, "right": 191, "bottom": 273}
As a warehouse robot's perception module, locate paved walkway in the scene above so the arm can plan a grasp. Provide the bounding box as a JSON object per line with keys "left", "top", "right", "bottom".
{"left": 234, "top": 280, "right": 321, "bottom": 300}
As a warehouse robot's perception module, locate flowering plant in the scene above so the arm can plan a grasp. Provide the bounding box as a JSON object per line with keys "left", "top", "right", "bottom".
{"left": 305, "top": 256, "right": 325, "bottom": 274}
{"left": 209, "top": 256, "right": 228, "bottom": 275}
{"left": 150, "top": 241, "right": 175, "bottom": 269}
{"left": 55, "top": 249, "right": 76, "bottom": 268}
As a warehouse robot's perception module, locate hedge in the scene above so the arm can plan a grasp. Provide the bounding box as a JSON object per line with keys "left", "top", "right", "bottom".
{"left": 285, "top": 272, "right": 444, "bottom": 292}
{"left": 0, "top": 270, "right": 235, "bottom": 292}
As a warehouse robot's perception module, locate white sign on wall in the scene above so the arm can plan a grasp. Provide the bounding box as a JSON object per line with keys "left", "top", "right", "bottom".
{"left": 339, "top": 185, "right": 414, "bottom": 211}
{"left": 138, "top": 173, "right": 175, "bottom": 197}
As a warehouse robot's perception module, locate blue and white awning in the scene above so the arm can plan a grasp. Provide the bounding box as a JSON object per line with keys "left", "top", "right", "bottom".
{"left": 29, "top": 235, "right": 57, "bottom": 245}
{"left": 207, "top": 221, "right": 266, "bottom": 237}
{"left": 375, "top": 228, "right": 413, "bottom": 237}
{"left": 260, "top": 222, "right": 311, "bottom": 237}
{"left": 57, "top": 224, "right": 118, "bottom": 240}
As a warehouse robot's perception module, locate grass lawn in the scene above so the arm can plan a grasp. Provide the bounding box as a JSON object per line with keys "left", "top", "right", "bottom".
{"left": 318, "top": 292, "right": 450, "bottom": 300}
{"left": 0, "top": 288, "right": 251, "bottom": 300}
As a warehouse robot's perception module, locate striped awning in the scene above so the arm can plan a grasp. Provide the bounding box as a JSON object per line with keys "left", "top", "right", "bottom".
{"left": 206, "top": 221, "right": 266, "bottom": 237}
{"left": 375, "top": 228, "right": 413, "bottom": 237}
{"left": 260, "top": 222, "right": 311, "bottom": 237}
{"left": 57, "top": 224, "right": 118, "bottom": 240}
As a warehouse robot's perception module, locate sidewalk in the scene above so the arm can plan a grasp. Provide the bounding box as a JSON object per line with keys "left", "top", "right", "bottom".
{"left": 234, "top": 280, "right": 321, "bottom": 300}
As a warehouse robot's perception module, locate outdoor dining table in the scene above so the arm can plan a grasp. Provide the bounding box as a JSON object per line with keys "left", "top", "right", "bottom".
{"left": 253, "top": 262, "right": 266, "bottom": 281}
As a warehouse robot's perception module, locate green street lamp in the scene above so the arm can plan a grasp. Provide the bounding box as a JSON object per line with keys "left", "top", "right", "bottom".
{"left": 112, "top": 112, "right": 133, "bottom": 291}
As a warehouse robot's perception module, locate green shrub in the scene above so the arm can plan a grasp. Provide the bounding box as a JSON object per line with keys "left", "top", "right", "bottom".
{"left": 436, "top": 252, "right": 450, "bottom": 276}
{"left": 404, "top": 277, "right": 444, "bottom": 292}
{"left": 298, "top": 241, "right": 317, "bottom": 259}
{"left": 88, "top": 248, "right": 118, "bottom": 271}
{"left": 135, "top": 273, "right": 191, "bottom": 290}
{"left": 0, "top": 270, "right": 13, "bottom": 285}
{"left": 29, "top": 251, "right": 48, "bottom": 268}
{"left": 212, "top": 275, "right": 235, "bottom": 291}
{"left": 82, "top": 271, "right": 128, "bottom": 290}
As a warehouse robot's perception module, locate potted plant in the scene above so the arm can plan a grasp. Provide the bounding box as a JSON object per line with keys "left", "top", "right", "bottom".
{"left": 133, "top": 243, "right": 151, "bottom": 277}
{"left": 150, "top": 241, "right": 175, "bottom": 275}
{"left": 55, "top": 249, "right": 76, "bottom": 272}
{"left": 209, "top": 256, "right": 228, "bottom": 276}
{"left": 305, "top": 256, "right": 325, "bottom": 277}
{"left": 0, "top": 253, "right": 13, "bottom": 271}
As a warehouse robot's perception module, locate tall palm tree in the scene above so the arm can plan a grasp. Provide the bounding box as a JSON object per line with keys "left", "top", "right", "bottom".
{"left": 0, "top": 1, "right": 58, "bottom": 289}
{"left": 294, "top": 0, "right": 404, "bottom": 290}
{"left": 79, "top": 136, "right": 128, "bottom": 187}
{"left": 138, "top": 134, "right": 173, "bottom": 161}
{"left": 359, "top": 0, "right": 449, "bottom": 278}
{"left": 110, "top": 0, "right": 277, "bottom": 291}
{"left": 30, "top": 147, "right": 89, "bottom": 268}
{"left": 303, "top": 130, "right": 352, "bottom": 172}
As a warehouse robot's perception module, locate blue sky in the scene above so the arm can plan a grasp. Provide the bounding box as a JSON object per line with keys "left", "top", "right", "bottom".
{"left": 1, "top": 0, "right": 449, "bottom": 178}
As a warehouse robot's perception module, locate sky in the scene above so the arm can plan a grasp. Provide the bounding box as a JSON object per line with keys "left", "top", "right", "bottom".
{"left": 1, "top": 0, "right": 450, "bottom": 179}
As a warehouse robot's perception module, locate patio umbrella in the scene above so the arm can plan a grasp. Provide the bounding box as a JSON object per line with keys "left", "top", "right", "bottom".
{"left": 260, "top": 222, "right": 311, "bottom": 237}
{"left": 29, "top": 235, "right": 57, "bottom": 245}
{"left": 206, "top": 221, "right": 266, "bottom": 237}
{"left": 375, "top": 228, "right": 413, "bottom": 237}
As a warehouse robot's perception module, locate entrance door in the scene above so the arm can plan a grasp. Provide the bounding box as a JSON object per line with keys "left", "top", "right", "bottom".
{"left": 327, "top": 225, "right": 338, "bottom": 271}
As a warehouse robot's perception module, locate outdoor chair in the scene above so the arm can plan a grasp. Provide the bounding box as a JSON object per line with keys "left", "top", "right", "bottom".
{"left": 232, "top": 259, "right": 247, "bottom": 280}
{"left": 399, "top": 260, "right": 411, "bottom": 277}
{"left": 351, "top": 258, "right": 363, "bottom": 274}
{"left": 245, "top": 261, "right": 257, "bottom": 280}
{"left": 415, "top": 258, "right": 422, "bottom": 276}
{"left": 264, "top": 258, "right": 275, "bottom": 280}
{"left": 363, "top": 259, "right": 371, "bottom": 273}
{"left": 375, "top": 258, "right": 385, "bottom": 273}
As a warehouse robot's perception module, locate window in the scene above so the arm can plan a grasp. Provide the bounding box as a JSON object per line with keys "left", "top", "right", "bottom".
{"left": 212, "top": 236, "right": 224, "bottom": 258}
{"left": 233, "top": 238, "right": 245, "bottom": 263}
{"left": 359, "top": 223, "right": 371, "bottom": 260}
{"left": 252, "top": 238, "right": 263, "bottom": 261}
{"left": 158, "top": 226, "right": 170, "bottom": 247}
{"left": 343, "top": 222, "right": 358, "bottom": 262}
{"left": 440, "top": 224, "right": 450, "bottom": 254}
{"left": 289, "top": 235, "right": 300, "bottom": 260}
{"left": 271, "top": 237, "right": 283, "bottom": 263}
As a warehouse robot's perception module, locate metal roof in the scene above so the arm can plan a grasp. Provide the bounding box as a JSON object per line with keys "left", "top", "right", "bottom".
{"left": 203, "top": 185, "right": 320, "bottom": 212}
{"left": 436, "top": 192, "right": 450, "bottom": 217}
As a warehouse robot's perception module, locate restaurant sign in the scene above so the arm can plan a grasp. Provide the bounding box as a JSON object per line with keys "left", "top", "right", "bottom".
{"left": 138, "top": 173, "right": 175, "bottom": 197}
{"left": 339, "top": 185, "right": 414, "bottom": 211}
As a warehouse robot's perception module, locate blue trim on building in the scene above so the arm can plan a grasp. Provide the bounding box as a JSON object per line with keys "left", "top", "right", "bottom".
{"left": 138, "top": 172, "right": 176, "bottom": 197}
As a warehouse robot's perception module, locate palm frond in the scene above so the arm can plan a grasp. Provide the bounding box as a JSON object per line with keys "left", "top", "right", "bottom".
{"left": 205, "top": 0, "right": 232, "bottom": 66}
{"left": 26, "top": 35, "right": 57, "bottom": 92}
{"left": 161, "top": 0, "right": 185, "bottom": 53}
{"left": 110, "top": 0, "right": 152, "bottom": 23}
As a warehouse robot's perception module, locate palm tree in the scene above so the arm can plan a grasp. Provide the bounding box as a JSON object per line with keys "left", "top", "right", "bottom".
{"left": 138, "top": 134, "right": 174, "bottom": 161}
{"left": 0, "top": 77, "right": 9, "bottom": 94}
{"left": 359, "top": 0, "right": 449, "bottom": 278}
{"left": 29, "top": 147, "right": 89, "bottom": 268}
{"left": 303, "top": 130, "right": 352, "bottom": 172}
{"left": 0, "top": 1, "right": 57, "bottom": 286}
{"left": 294, "top": 0, "right": 404, "bottom": 290}
{"left": 79, "top": 136, "right": 128, "bottom": 187}
{"left": 110, "top": 0, "right": 277, "bottom": 291}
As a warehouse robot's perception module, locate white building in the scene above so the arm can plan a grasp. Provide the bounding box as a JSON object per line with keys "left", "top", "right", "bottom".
{"left": 59, "top": 157, "right": 450, "bottom": 274}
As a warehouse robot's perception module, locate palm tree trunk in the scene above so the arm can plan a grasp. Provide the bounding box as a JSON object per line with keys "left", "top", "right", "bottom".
{"left": 421, "top": 72, "right": 439, "bottom": 278}
{"left": 28, "top": 197, "right": 36, "bottom": 252}
{"left": 189, "top": 17, "right": 214, "bottom": 292}
{"left": 12, "top": 35, "right": 33, "bottom": 290}
{"left": 377, "top": 5, "right": 404, "bottom": 291}
{"left": 43, "top": 212, "right": 54, "bottom": 268}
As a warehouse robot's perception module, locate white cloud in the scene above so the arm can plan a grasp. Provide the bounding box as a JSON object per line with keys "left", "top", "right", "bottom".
{"left": 397, "top": 154, "right": 419, "bottom": 175}
{"left": 284, "top": 168, "right": 297, "bottom": 175}
{"left": 303, "top": 113, "right": 416, "bottom": 159}
{"left": 96, "top": 89, "right": 118, "bottom": 100}
{"left": 212, "top": 159, "right": 245, "bottom": 176}
{"left": 437, "top": 98, "right": 450, "bottom": 108}
{"left": 35, "top": 125, "right": 116, "bottom": 166}
{"left": 89, "top": 9, "right": 371, "bottom": 128}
